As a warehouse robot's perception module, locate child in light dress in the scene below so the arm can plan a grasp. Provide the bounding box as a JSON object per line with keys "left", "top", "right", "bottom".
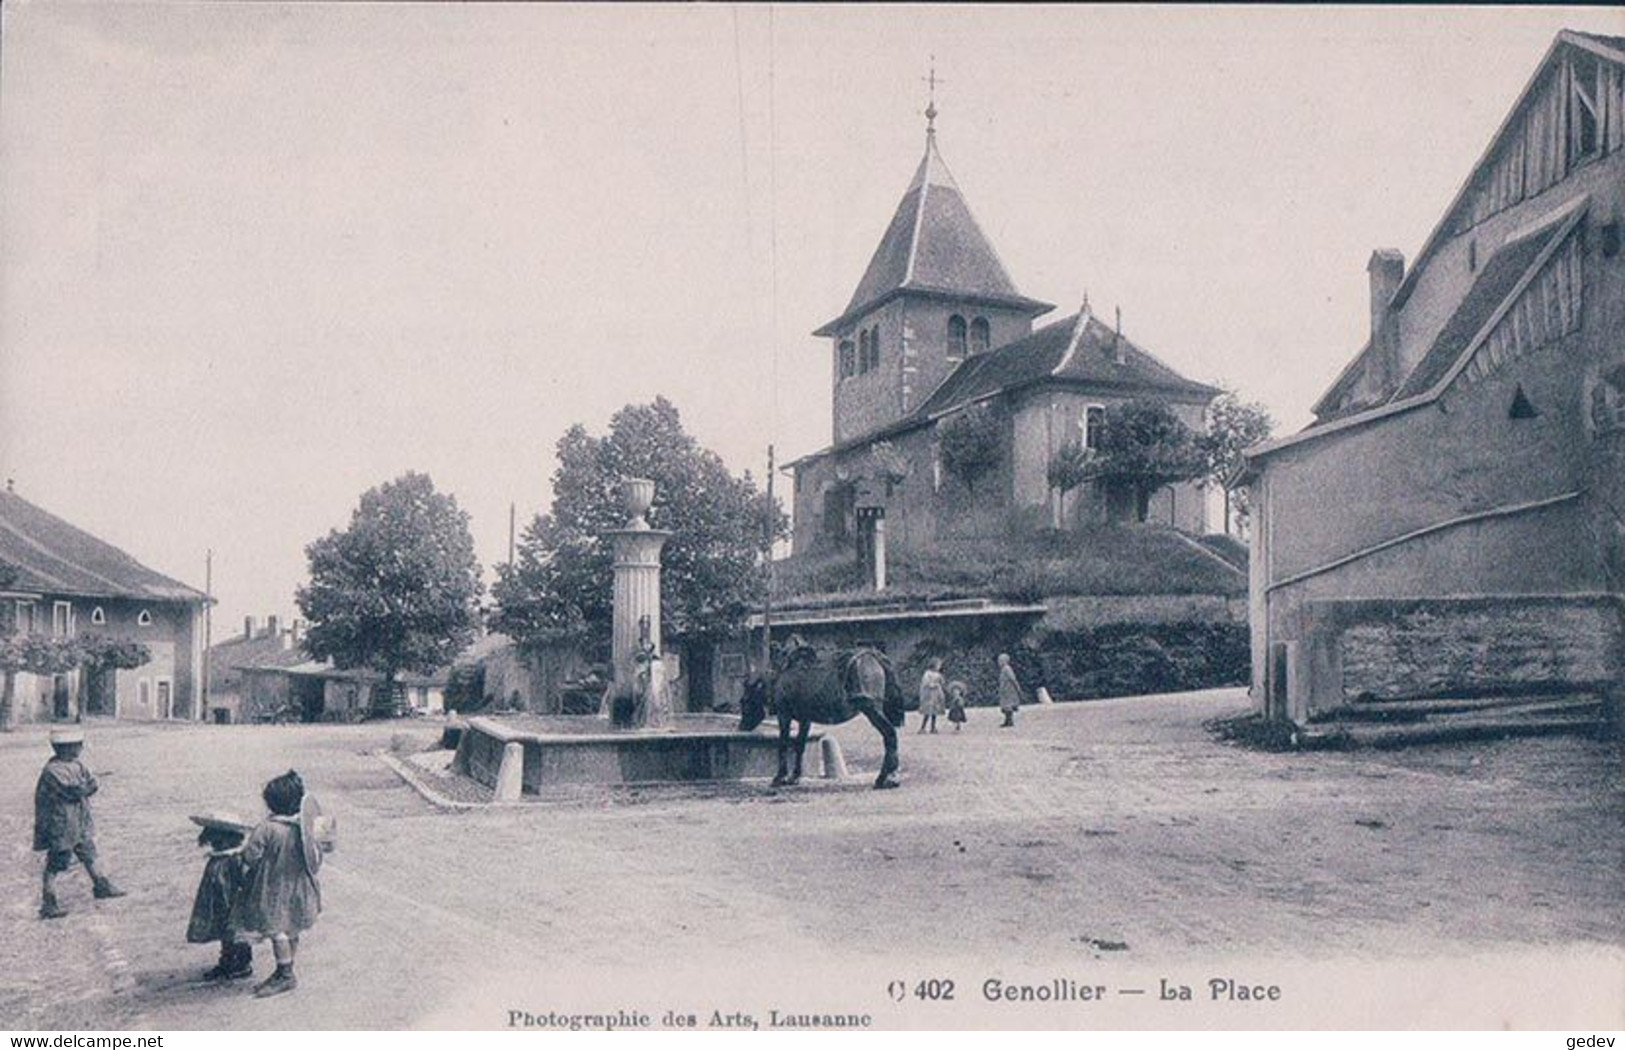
{"left": 917, "top": 658, "right": 946, "bottom": 734}
{"left": 230, "top": 770, "right": 322, "bottom": 998}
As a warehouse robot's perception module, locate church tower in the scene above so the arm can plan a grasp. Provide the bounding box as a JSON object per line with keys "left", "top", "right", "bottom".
{"left": 814, "top": 87, "right": 1052, "bottom": 445}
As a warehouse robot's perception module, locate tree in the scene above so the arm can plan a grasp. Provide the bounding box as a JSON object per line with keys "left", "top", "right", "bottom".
{"left": 1200, "top": 389, "right": 1275, "bottom": 535}
{"left": 1046, "top": 441, "right": 1096, "bottom": 529}
{"left": 1090, "top": 399, "right": 1206, "bottom": 524}
{"left": 0, "top": 635, "right": 92, "bottom": 732}
{"left": 491, "top": 398, "right": 786, "bottom": 653}
{"left": 297, "top": 472, "right": 483, "bottom": 716}
{"left": 937, "top": 405, "right": 1003, "bottom": 497}
{"left": 79, "top": 634, "right": 153, "bottom": 674}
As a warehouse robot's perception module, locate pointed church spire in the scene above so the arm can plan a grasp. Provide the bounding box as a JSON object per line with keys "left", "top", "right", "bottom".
{"left": 813, "top": 79, "right": 1053, "bottom": 337}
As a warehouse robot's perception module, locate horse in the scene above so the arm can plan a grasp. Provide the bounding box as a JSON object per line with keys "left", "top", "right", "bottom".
{"left": 739, "top": 647, "right": 905, "bottom": 789}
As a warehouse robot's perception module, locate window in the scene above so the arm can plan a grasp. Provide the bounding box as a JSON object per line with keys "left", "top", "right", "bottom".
{"left": 838, "top": 340, "right": 855, "bottom": 379}
{"left": 137, "top": 609, "right": 153, "bottom": 627}
{"left": 969, "top": 317, "right": 991, "bottom": 353}
{"left": 52, "top": 601, "right": 74, "bottom": 637}
{"left": 90, "top": 607, "right": 105, "bottom": 625}
{"left": 862, "top": 326, "right": 881, "bottom": 372}
{"left": 947, "top": 315, "right": 967, "bottom": 358}
{"left": 13, "top": 600, "right": 35, "bottom": 634}
{"left": 856, "top": 330, "right": 871, "bottom": 375}
{"left": 1084, "top": 405, "right": 1106, "bottom": 450}
{"left": 1572, "top": 54, "right": 1600, "bottom": 161}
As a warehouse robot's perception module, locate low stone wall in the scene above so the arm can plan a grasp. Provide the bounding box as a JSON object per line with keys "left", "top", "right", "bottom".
{"left": 772, "top": 594, "right": 1247, "bottom": 704}
{"left": 455, "top": 716, "right": 825, "bottom": 791}
{"left": 1298, "top": 594, "right": 1624, "bottom": 711}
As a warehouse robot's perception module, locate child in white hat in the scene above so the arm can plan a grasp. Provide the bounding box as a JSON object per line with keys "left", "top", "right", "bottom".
{"left": 33, "top": 728, "right": 125, "bottom": 920}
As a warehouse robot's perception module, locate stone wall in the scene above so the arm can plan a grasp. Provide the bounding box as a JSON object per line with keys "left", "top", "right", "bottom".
{"left": 1312, "top": 595, "right": 1624, "bottom": 704}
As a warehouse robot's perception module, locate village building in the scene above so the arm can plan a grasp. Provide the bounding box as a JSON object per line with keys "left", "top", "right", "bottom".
{"left": 788, "top": 108, "right": 1218, "bottom": 558}
{"left": 1239, "top": 31, "right": 1625, "bottom": 728}
{"left": 205, "top": 615, "right": 311, "bottom": 723}
{"left": 237, "top": 661, "right": 447, "bottom": 723}
{"left": 0, "top": 485, "right": 208, "bottom": 722}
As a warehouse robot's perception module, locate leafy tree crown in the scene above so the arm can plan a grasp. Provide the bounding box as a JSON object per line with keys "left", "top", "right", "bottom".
{"left": 297, "top": 472, "right": 483, "bottom": 681}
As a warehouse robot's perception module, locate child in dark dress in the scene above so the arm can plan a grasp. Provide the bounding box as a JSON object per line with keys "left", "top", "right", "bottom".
{"left": 230, "top": 771, "right": 322, "bottom": 999}
{"left": 187, "top": 813, "right": 253, "bottom": 981}
{"left": 946, "top": 680, "right": 969, "bottom": 730}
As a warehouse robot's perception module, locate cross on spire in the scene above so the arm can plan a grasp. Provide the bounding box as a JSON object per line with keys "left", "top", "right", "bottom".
{"left": 922, "top": 58, "right": 944, "bottom": 137}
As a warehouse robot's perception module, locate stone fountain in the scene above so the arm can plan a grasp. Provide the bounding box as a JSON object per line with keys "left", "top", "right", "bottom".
{"left": 452, "top": 478, "right": 842, "bottom": 798}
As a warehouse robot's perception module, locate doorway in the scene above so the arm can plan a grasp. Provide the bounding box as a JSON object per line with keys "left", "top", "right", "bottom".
{"left": 686, "top": 644, "right": 714, "bottom": 711}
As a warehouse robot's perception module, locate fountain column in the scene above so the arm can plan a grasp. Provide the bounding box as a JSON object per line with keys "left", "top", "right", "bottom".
{"left": 606, "top": 478, "right": 672, "bottom": 728}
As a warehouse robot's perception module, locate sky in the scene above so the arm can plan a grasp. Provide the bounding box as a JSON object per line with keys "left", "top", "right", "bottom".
{"left": 2, "top": 3, "right": 1621, "bottom": 633}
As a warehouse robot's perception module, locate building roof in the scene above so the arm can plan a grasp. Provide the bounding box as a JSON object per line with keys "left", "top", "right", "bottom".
{"left": 1238, "top": 200, "right": 1588, "bottom": 478}
{"left": 1310, "top": 29, "right": 1624, "bottom": 420}
{"left": 0, "top": 488, "right": 205, "bottom": 603}
{"left": 748, "top": 597, "right": 1047, "bottom": 629}
{"left": 210, "top": 630, "right": 310, "bottom": 673}
{"left": 1391, "top": 208, "right": 1576, "bottom": 400}
{"left": 814, "top": 131, "right": 1052, "bottom": 336}
{"left": 789, "top": 307, "right": 1218, "bottom": 468}
{"left": 915, "top": 308, "right": 1220, "bottom": 418}
{"left": 240, "top": 659, "right": 449, "bottom": 687}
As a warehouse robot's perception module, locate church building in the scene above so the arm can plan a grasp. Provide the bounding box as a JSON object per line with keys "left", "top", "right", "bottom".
{"left": 788, "top": 102, "right": 1218, "bottom": 559}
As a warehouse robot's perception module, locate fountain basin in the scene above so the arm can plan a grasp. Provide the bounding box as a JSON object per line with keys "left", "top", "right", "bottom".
{"left": 452, "top": 714, "right": 834, "bottom": 793}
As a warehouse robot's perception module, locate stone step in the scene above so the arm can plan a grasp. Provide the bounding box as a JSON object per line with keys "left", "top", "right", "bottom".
{"left": 1310, "top": 694, "right": 1603, "bottom": 724}
{"left": 1323, "top": 713, "right": 1602, "bottom": 749}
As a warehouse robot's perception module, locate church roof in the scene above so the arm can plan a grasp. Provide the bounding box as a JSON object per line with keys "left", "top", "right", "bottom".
{"left": 813, "top": 132, "right": 1052, "bottom": 337}
{"left": 0, "top": 488, "right": 206, "bottom": 603}
{"left": 914, "top": 309, "right": 1220, "bottom": 419}
{"left": 788, "top": 308, "right": 1217, "bottom": 467}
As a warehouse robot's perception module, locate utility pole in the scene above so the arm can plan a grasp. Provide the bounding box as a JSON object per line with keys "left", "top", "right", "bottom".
{"left": 508, "top": 502, "right": 517, "bottom": 566}
{"left": 201, "top": 548, "right": 213, "bottom": 723}
{"left": 759, "top": 444, "right": 775, "bottom": 674}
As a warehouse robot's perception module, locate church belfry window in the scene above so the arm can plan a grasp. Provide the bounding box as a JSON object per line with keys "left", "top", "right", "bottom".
{"left": 947, "top": 315, "right": 967, "bottom": 359}
{"left": 839, "top": 340, "right": 855, "bottom": 379}
{"left": 969, "top": 317, "right": 991, "bottom": 353}
{"left": 861, "top": 326, "right": 880, "bottom": 373}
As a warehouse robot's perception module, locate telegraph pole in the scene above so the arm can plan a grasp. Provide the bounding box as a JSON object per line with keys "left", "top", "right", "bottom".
{"left": 759, "top": 444, "right": 775, "bottom": 674}
{"left": 508, "top": 502, "right": 517, "bottom": 566}
{"left": 201, "top": 548, "right": 213, "bottom": 722}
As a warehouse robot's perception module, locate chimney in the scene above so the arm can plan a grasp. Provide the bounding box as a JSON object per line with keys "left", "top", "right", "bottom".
{"left": 244, "top": 615, "right": 256, "bottom": 640}
{"left": 1367, "top": 250, "right": 1405, "bottom": 393}
{"left": 291, "top": 619, "right": 305, "bottom": 644}
{"left": 267, "top": 615, "right": 281, "bottom": 639}
{"left": 1113, "top": 306, "right": 1125, "bottom": 366}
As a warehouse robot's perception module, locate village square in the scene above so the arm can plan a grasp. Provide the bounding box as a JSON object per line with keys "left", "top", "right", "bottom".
{"left": 1, "top": 7, "right": 1622, "bottom": 1032}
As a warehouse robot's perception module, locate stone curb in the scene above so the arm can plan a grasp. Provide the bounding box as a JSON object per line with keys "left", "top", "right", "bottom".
{"left": 376, "top": 750, "right": 505, "bottom": 811}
